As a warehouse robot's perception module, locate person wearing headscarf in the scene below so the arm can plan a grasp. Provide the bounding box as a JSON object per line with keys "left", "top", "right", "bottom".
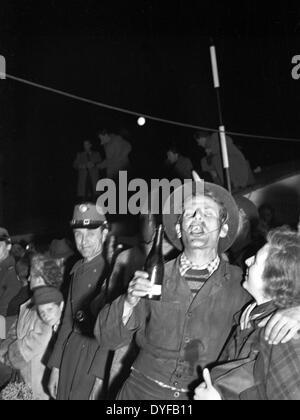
{"left": 0, "top": 282, "right": 64, "bottom": 400}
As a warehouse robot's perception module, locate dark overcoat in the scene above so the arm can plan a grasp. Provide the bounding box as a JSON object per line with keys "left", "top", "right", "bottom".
{"left": 48, "top": 254, "right": 112, "bottom": 400}
{"left": 0, "top": 256, "right": 21, "bottom": 317}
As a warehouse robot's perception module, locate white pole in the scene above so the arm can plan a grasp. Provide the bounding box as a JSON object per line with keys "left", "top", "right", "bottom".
{"left": 0, "top": 55, "right": 6, "bottom": 79}
{"left": 210, "top": 46, "right": 220, "bottom": 88}
{"left": 209, "top": 43, "right": 231, "bottom": 192}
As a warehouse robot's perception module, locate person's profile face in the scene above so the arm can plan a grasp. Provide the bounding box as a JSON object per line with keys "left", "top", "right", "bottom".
{"left": 243, "top": 244, "right": 270, "bottom": 301}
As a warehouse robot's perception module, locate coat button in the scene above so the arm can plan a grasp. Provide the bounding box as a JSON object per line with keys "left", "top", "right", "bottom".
{"left": 93, "top": 269, "right": 97, "bottom": 273}
{"left": 174, "top": 381, "right": 178, "bottom": 387}
{"left": 174, "top": 392, "right": 180, "bottom": 398}
{"left": 184, "top": 337, "right": 190, "bottom": 344}
{"left": 88, "top": 284, "right": 92, "bottom": 288}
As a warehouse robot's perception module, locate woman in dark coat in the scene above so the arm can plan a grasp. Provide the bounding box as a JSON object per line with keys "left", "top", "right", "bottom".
{"left": 194, "top": 227, "right": 300, "bottom": 400}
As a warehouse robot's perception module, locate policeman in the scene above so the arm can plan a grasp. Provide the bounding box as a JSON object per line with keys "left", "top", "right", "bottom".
{"left": 48, "top": 203, "right": 112, "bottom": 400}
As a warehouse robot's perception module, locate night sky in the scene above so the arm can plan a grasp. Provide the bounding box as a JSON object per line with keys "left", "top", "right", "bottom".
{"left": 1, "top": 0, "right": 300, "bottom": 234}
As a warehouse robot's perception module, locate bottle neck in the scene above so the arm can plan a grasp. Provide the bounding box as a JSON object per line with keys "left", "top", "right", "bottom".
{"left": 153, "top": 224, "right": 164, "bottom": 252}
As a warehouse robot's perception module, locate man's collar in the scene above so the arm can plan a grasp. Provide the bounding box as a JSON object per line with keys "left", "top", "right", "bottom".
{"left": 84, "top": 250, "right": 103, "bottom": 264}
{"left": 71, "top": 252, "right": 104, "bottom": 274}
{"left": 179, "top": 253, "right": 220, "bottom": 277}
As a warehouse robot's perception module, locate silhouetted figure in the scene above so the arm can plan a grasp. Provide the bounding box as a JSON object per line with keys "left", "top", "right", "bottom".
{"left": 73, "top": 140, "right": 102, "bottom": 202}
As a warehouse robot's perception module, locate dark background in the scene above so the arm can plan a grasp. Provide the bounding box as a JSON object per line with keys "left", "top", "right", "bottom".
{"left": 1, "top": 0, "right": 300, "bottom": 234}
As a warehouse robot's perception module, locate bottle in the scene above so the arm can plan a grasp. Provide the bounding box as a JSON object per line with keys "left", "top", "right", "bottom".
{"left": 144, "top": 224, "right": 165, "bottom": 301}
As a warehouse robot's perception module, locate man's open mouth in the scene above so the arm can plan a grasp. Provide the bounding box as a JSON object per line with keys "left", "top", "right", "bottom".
{"left": 190, "top": 226, "right": 205, "bottom": 235}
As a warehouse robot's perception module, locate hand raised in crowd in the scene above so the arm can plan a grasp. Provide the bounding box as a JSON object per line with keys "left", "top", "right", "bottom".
{"left": 125, "top": 271, "right": 152, "bottom": 308}
{"left": 48, "top": 367, "right": 60, "bottom": 399}
{"left": 259, "top": 307, "right": 300, "bottom": 345}
{"left": 194, "top": 369, "right": 222, "bottom": 401}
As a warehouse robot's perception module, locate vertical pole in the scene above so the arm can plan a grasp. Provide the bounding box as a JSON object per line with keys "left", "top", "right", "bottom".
{"left": 0, "top": 56, "right": 6, "bottom": 225}
{"left": 0, "top": 55, "right": 6, "bottom": 79}
{"left": 209, "top": 43, "right": 231, "bottom": 193}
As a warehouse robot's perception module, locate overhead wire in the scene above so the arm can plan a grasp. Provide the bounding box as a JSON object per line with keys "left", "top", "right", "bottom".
{"left": 5, "top": 73, "right": 300, "bottom": 143}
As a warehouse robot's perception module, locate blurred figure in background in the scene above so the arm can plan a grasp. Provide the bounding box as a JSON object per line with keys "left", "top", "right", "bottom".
{"left": 165, "top": 145, "right": 193, "bottom": 180}
{"left": 48, "top": 239, "right": 78, "bottom": 299}
{"left": 97, "top": 129, "right": 132, "bottom": 180}
{"left": 194, "top": 131, "right": 250, "bottom": 190}
{"left": 0, "top": 228, "right": 21, "bottom": 317}
{"left": 257, "top": 204, "right": 278, "bottom": 239}
{"left": 6, "top": 253, "right": 32, "bottom": 321}
{"left": 229, "top": 196, "right": 261, "bottom": 270}
{"left": 73, "top": 140, "right": 102, "bottom": 202}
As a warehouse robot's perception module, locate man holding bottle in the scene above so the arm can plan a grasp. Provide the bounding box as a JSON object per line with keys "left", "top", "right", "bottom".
{"left": 95, "top": 173, "right": 300, "bottom": 400}
{"left": 95, "top": 178, "right": 251, "bottom": 399}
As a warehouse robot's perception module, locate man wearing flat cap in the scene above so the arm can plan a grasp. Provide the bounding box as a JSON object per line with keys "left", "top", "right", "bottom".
{"left": 95, "top": 177, "right": 252, "bottom": 400}
{"left": 0, "top": 228, "right": 21, "bottom": 317}
{"left": 48, "top": 203, "right": 113, "bottom": 400}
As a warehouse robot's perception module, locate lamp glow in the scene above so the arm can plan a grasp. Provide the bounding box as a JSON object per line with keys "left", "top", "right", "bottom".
{"left": 137, "top": 117, "right": 146, "bottom": 126}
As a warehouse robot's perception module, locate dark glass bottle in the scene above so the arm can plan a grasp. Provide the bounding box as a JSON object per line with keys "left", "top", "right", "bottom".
{"left": 144, "top": 224, "right": 165, "bottom": 301}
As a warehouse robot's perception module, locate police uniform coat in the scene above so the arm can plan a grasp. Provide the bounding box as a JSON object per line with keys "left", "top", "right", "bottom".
{"left": 48, "top": 254, "right": 111, "bottom": 400}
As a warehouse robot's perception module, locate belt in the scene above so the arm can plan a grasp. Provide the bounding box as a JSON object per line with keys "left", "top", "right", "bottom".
{"left": 132, "top": 367, "right": 188, "bottom": 393}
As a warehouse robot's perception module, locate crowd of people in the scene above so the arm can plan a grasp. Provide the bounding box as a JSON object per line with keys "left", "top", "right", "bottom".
{"left": 73, "top": 128, "right": 255, "bottom": 203}
{"left": 0, "top": 129, "right": 300, "bottom": 400}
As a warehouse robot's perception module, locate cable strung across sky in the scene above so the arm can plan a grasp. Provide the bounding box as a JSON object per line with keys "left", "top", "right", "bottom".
{"left": 4, "top": 73, "right": 300, "bottom": 144}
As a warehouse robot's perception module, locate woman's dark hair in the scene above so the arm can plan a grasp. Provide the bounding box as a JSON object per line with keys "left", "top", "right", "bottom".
{"left": 263, "top": 227, "right": 300, "bottom": 309}
{"left": 31, "top": 254, "right": 65, "bottom": 289}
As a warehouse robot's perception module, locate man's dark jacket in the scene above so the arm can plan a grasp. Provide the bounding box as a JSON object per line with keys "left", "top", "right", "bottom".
{"left": 95, "top": 257, "right": 250, "bottom": 394}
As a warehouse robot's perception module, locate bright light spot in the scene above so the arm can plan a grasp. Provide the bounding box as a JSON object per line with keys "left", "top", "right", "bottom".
{"left": 137, "top": 117, "right": 146, "bottom": 126}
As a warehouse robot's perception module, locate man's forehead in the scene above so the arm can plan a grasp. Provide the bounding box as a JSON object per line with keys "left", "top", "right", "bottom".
{"left": 38, "top": 302, "right": 56, "bottom": 309}
{"left": 74, "top": 228, "right": 100, "bottom": 234}
{"left": 183, "top": 194, "right": 220, "bottom": 210}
